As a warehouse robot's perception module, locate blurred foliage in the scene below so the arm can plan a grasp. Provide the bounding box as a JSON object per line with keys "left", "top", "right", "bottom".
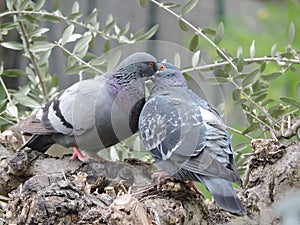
{"left": 0, "top": 0, "right": 299, "bottom": 192}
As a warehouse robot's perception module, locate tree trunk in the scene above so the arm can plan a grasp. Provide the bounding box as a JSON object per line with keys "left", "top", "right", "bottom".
{"left": 0, "top": 133, "right": 299, "bottom": 224}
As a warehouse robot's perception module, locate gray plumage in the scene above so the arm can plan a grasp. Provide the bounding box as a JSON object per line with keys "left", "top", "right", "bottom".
{"left": 139, "top": 63, "right": 246, "bottom": 215}
{"left": 11, "top": 52, "right": 158, "bottom": 158}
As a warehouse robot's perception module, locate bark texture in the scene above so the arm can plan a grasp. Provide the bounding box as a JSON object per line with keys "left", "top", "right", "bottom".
{"left": 0, "top": 132, "right": 299, "bottom": 224}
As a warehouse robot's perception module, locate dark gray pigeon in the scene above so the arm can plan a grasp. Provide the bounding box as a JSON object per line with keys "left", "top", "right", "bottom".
{"left": 138, "top": 63, "right": 246, "bottom": 215}
{"left": 11, "top": 52, "right": 159, "bottom": 161}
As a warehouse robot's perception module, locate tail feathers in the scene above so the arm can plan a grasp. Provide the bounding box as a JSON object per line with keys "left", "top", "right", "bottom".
{"left": 197, "top": 175, "right": 246, "bottom": 215}
{"left": 20, "top": 134, "right": 55, "bottom": 153}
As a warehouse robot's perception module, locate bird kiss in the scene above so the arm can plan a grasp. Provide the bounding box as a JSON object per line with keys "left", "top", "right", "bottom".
{"left": 10, "top": 52, "right": 246, "bottom": 215}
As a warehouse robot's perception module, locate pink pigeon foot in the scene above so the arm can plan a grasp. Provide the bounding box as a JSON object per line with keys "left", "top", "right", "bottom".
{"left": 151, "top": 171, "right": 174, "bottom": 189}
{"left": 70, "top": 146, "right": 88, "bottom": 162}
{"left": 186, "top": 181, "right": 202, "bottom": 195}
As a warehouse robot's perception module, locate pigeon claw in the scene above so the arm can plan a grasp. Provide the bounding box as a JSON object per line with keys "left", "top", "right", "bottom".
{"left": 151, "top": 171, "right": 174, "bottom": 189}
{"left": 186, "top": 181, "right": 202, "bottom": 195}
{"left": 70, "top": 146, "right": 88, "bottom": 162}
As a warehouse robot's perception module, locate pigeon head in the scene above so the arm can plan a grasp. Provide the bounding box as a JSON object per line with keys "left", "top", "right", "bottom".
{"left": 113, "top": 52, "right": 159, "bottom": 85}
{"left": 151, "top": 62, "right": 188, "bottom": 89}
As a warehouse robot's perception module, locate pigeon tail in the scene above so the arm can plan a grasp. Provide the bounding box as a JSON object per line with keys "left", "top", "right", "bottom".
{"left": 196, "top": 174, "right": 247, "bottom": 215}
{"left": 20, "top": 134, "right": 55, "bottom": 153}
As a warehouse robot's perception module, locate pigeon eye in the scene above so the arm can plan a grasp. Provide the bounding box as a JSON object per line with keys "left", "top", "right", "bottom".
{"left": 159, "top": 65, "right": 166, "bottom": 70}
{"left": 149, "top": 62, "right": 155, "bottom": 67}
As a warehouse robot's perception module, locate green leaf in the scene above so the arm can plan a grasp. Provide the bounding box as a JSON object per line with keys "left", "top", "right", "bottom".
{"left": 136, "top": 24, "right": 159, "bottom": 41}
{"left": 191, "top": 50, "right": 201, "bottom": 68}
{"left": 280, "top": 97, "right": 300, "bottom": 108}
{"left": 67, "top": 12, "right": 83, "bottom": 20}
{"left": 104, "top": 39, "right": 110, "bottom": 53}
{"left": 103, "top": 20, "right": 116, "bottom": 33}
{"left": 183, "top": 72, "right": 192, "bottom": 81}
{"left": 173, "top": 53, "right": 181, "bottom": 68}
{"left": 205, "top": 77, "right": 229, "bottom": 84}
{"left": 0, "top": 41, "right": 23, "bottom": 50}
{"left": 262, "top": 98, "right": 275, "bottom": 106}
{"left": 139, "top": 0, "right": 148, "bottom": 8}
{"left": 66, "top": 64, "right": 88, "bottom": 74}
{"left": 215, "top": 22, "right": 224, "bottom": 45}
{"left": 13, "top": 93, "right": 41, "bottom": 109}
{"left": 181, "top": 0, "right": 199, "bottom": 15}
{"left": 201, "top": 28, "right": 216, "bottom": 36}
{"left": 60, "top": 24, "right": 74, "bottom": 45}
{"left": 162, "top": 2, "right": 181, "bottom": 8}
{"left": 73, "top": 35, "right": 92, "bottom": 58}
{"left": 261, "top": 72, "right": 281, "bottom": 81}
{"left": 250, "top": 40, "right": 255, "bottom": 59}
{"left": 178, "top": 18, "right": 189, "bottom": 31}
{"left": 242, "top": 69, "right": 260, "bottom": 87}
{"left": 243, "top": 122, "right": 259, "bottom": 135}
{"left": 34, "top": 0, "right": 45, "bottom": 10}
{"left": 42, "top": 14, "right": 61, "bottom": 22}
{"left": 289, "top": 22, "right": 295, "bottom": 45}
{"left": 236, "top": 47, "right": 244, "bottom": 72}
{"left": 29, "top": 41, "right": 55, "bottom": 52}
{"left": 39, "top": 49, "right": 52, "bottom": 66}
{"left": 189, "top": 34, "right": 199, "bottom": 51}
{"left": 27, "top": 28, "right": 49, "bottom": 38}
{"left": 85, "top": 9, "right": 98, "bottom": 25}
{"left": 71, "top": 1, "right": 79, "bottom": 13}
{"left": 271, "top": 44, "right": 278, "bottom": 57}
{"left": 1, "top": 69, "right": 25, "bottom": 77}
{"left": 0, "top": 22, "right": 17, "bottom": 31}
{"left": 254, "top": 93, "right": 267, "bottom": 102}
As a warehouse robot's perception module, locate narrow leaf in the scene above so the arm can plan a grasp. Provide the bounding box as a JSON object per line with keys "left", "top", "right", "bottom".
{"left": 13, "top": 93, "right": 41, "bottom": 109}
{"left": 1, "top": 69, "right": 25, "bottom": 77}
{"left": 271, "top": 44, "right": 277, "bottom": 57}
{"left": 173, "top": 53, "right": 181, "bottom": 68}
{"left": 205, "top": 77, "right": 228, "bottom": 84}
{"left": 0, "top": 41, "right": 23, "bottom": 50}
{"left": 215, "top": 22, "right": 224, "bottom": 45}
{"left": 243, "top": 123, "right": 259, "bottom": 134}
{"left": 280, "top": 97, "right": 300, "bottom": 108}
{"left": 250, "top": 40, "right": 255, "bottom": 59}
{"left": 162, "top": 2, "right": 181, "bottom": 8}
{"left": 237, "top": 47, "right": 244, "bottom": 72}
{"left": 60, "top": 24, "right": 75, "bottom": 45}
{"left": 261, "top": 72, "right": 281, "bottom": 81}
{"left": 136, "top": 24, "right": 159, "bottom": 41}
{"left": 178, "top": 18, "right": 189, "bottom": 31}
{"left": 34, "top": 0, "right": 45, "bottom": 10}
{"left": 29, "top": 41, "right": 55, "bottom": 52}
{"left": 191, "top": 50, "right": 201, "bottom": 68}
{"left": 139, "top": 0, "right": 148, "bottom": 8}
{"left": 289, "top": 22, "right": 295, "bottom": 45}
{"left": 181, "top": 0, "right": 199, "bottom": 15}
{"left": 189, "top": 34, "right": 199, "bottom": 51}
{"left": 73, "top": 35, "right": 92, "bottom": 58}
{"left": 242, "top": 69, "right": 260, "bottom": 87}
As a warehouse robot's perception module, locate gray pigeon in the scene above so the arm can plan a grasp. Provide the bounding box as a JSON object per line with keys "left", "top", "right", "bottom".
{"left": 11, "top": 52, "right": 159, "bottom": 160}
{"left": 138, "top": 63, "right": 246, "bottom": 215}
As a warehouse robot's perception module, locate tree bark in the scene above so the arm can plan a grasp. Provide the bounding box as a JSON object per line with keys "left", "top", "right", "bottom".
{"left": 0, "top": 133, "right": 299, "bottom": 224}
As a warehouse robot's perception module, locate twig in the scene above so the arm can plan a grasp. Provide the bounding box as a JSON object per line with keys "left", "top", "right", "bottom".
{"left": 150, "top": 0, "right": 238, "bottom": 72}
{"left": 227, "top": 125, "right": 254, "bottom": 140}
{"left": 14, "top": 8, "right": 48, "bottom": 101}
{"left": 0, "top": 10, "right": 133, "bottom": 44}
{"left": 55, "top": 42, "right": 104, "bottom": 75}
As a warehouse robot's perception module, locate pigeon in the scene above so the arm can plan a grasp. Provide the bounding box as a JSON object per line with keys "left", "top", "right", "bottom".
{"left": 138, "top": 63, "right": 246, "bottom": 215}
{"left": 10, "top": 52, "right": 159, "bottom": 161}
